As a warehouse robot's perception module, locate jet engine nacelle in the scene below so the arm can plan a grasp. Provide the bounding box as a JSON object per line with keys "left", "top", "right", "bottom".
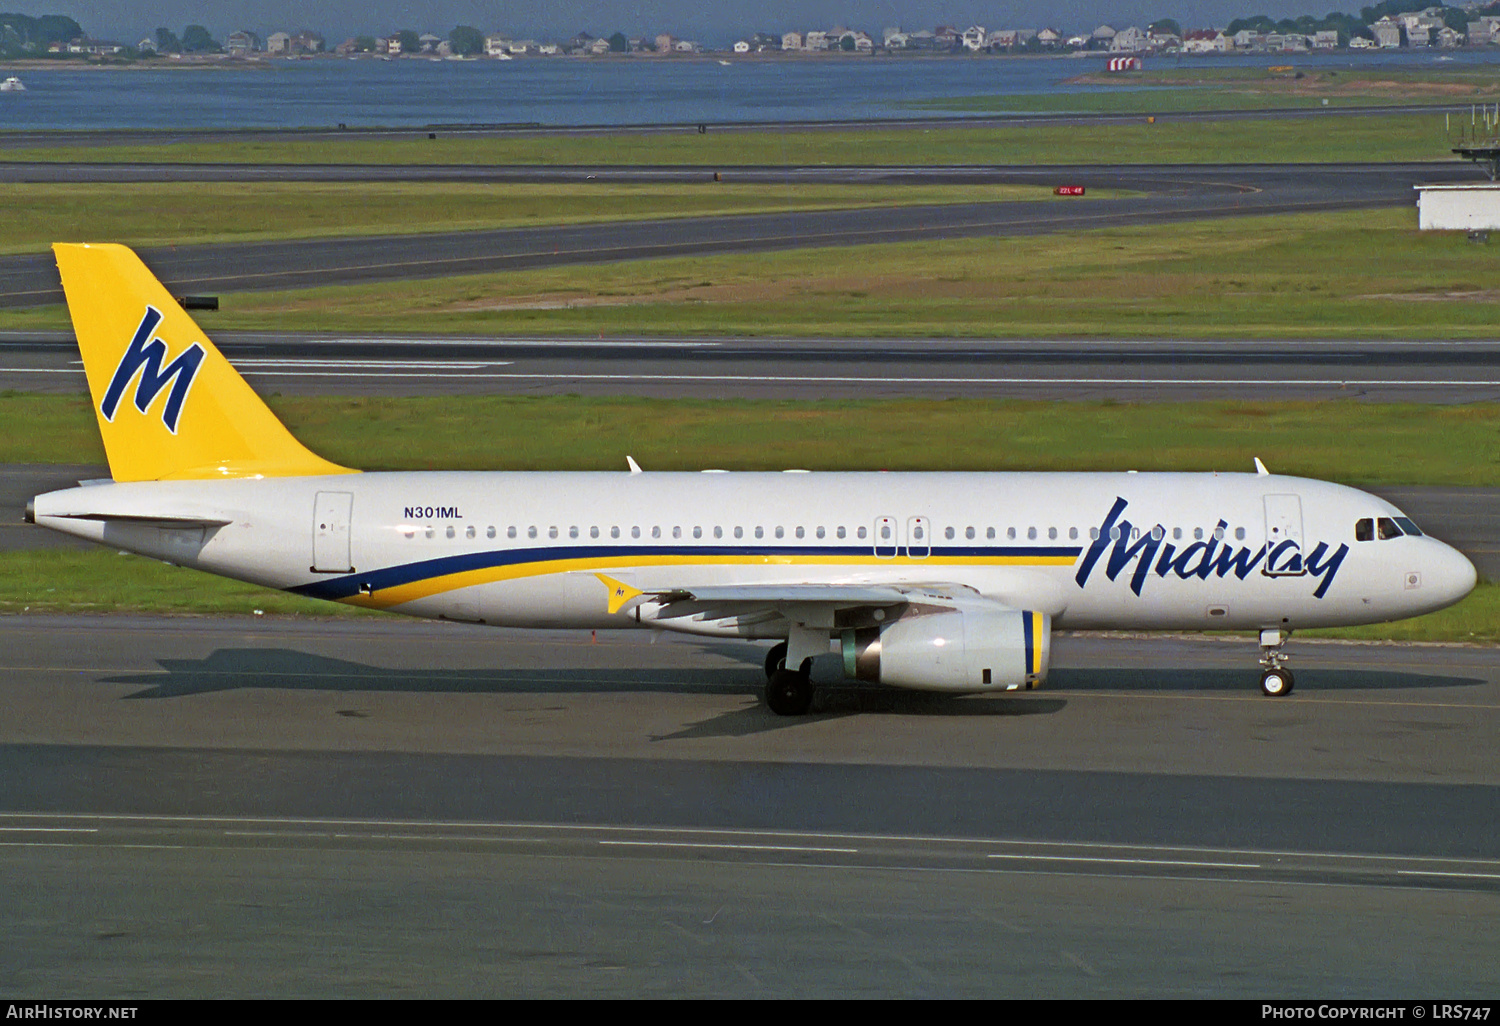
{"left": 839, "top": 607, "right": 1051, "bottom": 692}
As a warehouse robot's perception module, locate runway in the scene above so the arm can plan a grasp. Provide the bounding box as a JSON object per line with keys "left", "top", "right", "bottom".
{"left": 9, "top": 331, "right": 1500, "bottom": 402}
{"left": 0, "top": 614, "right": 1495, "bottom": 996}
{"left": 0, "top": 161, "right": 1484, "bottom": 306}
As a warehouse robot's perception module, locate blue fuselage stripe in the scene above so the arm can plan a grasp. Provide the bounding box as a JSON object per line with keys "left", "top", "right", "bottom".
{"left": 291, "top": 543, "right": 1086, "bottom": 601}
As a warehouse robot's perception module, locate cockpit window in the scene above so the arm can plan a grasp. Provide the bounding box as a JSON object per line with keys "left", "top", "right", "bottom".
{"left": 1393, "top": 516, "right": 1424, "bottom": 537}
{"left": 1377, "top": 517, "right": 1402, "bottom": 540}
{"left": 1355, "top": 518, "right": 1374, "bottom": 542}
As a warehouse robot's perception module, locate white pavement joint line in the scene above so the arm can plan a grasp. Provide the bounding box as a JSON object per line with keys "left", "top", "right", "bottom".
{"left": 986, "top": 854, "right": 1261, "bottom": 869}
{"left": 599, "top": 840, "right": 861, "bottom": 854}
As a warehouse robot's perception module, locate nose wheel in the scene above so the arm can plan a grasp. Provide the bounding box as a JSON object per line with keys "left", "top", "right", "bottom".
{"left": 1259, "top": 628, "right": 1294, "bottom": 697}
{"left": 1260, "top": 667, "right": 1295, "bottom": 697}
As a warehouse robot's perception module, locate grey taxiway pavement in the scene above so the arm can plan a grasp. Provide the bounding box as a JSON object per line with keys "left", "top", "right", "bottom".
{"left": 0, "top": 161, "right": 1485, "bottom": 307}
{"left": 1, "top": 614, "right": 1497, "bottom": 996}
{"left": 10, "top": 331, "right": 1500, "bottom": 402}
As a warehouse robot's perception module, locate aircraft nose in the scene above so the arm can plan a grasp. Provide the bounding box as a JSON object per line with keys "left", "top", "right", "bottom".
{"left": 1431, "top": 541, "right": 1478, "bottom": 607}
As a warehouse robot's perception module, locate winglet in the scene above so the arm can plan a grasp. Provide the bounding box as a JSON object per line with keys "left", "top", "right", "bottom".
{"left": 1254, "top": 457, "right": 1269, "bottom": 476}
{"left": 595, "top": 573, "right": 643, "bottom": 614}
{"left": 626, "top": 456, "right": 643, "bottom": 474}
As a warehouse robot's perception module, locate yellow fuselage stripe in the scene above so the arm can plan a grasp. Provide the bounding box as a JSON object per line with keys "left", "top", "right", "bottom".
{"left": 339, "top": 552, "right": 1077, "bottom": 610}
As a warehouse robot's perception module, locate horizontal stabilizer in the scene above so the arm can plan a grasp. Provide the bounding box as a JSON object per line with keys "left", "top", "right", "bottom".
{"left": 49, "top": 512, "right": 232, "bottom": 528}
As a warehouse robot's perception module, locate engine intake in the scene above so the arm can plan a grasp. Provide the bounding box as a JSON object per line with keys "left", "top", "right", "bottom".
{"left": 840, "top": 607, "right": 1050, "bottom": 692}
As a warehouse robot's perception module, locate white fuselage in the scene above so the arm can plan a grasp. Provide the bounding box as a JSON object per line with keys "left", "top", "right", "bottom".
{"left": 31, "top": 470, "right": 1477, "bottom": 635}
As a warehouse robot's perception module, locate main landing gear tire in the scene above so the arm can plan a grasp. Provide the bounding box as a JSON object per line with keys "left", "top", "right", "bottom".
{"left": 1260, "top": 668, "right": 1295, "bottom": 697}
{"left": 766, "top": 668, "right": 814, "bottom": 716}
{"left": 764, "top": 641, "right": 788, "bottom": 681}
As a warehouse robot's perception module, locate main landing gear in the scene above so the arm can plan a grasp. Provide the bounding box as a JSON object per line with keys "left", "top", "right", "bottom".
{"left": 764, "top": 640, "right": 814, "bottom": 716}
{"left": 1259, "top": 628, "right": 1294, "bottom": 697}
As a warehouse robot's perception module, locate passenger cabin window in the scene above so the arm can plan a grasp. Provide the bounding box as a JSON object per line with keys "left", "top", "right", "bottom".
{"left": 466, "top": 525, "right": 476, "bottom": 539}
{"left": 487, "top": 526, "right": 496, "bottom": 539}
{"left": 631, "top": 526, "right": 641, "bottom": 539}
{"left": 549, "top": 526, "right": 558, "bottom": 540}
{"left": 590, "top": 526, "right": 599, "bottom": 539}
{"left": 734, "top": 526, "right": 743, "bottom": 539}
{"left": 508, "top": 526, "right": 517, "bottom": 539}
{"left": 446, "top": 526, "right": 456, "bottom": 539}
{"left": 857, "top": 526, "right": 867, "bottom": 540}
{"left": 611, "top": 526, "right": 620, "bottom": 539}
{"left": 987, "top": 527, "right": 996, "bottom": 540}
{"left": 944, "top": 527, "right": 955, "bottom": 541}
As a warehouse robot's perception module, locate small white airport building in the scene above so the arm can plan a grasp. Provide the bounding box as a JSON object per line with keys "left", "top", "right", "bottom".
{"left": 1414, "top": 183, "right": 1500, "bottom": 230}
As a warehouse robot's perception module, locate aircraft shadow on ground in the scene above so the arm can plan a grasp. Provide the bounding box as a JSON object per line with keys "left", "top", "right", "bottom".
{"left": 1047, "top": 666, "right": 1486, "bottom": 693}
{"left": 102, "top": 648, "right": 761, "bottom": 700}
{"left": 96, "top": 647, "right": 1482, "bottom": 723}
{"left": 96, "top": 647, "right": 1070, "bottom": 731}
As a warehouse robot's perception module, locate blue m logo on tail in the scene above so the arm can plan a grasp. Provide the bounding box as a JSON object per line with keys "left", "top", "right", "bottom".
{"left": 99, "top": 306, "right": 207, "bottom": 434}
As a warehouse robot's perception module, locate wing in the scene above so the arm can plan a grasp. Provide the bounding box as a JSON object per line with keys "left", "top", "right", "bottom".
{"left": 593, "top": 573, "right": 1029, "bottom": 631}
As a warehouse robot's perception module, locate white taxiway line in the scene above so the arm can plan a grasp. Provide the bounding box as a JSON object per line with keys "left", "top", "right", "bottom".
{"left": 986, "top": 853, "right": 1261, "bottom": 869}
{"left": 4, "top": 368, "right": 1500, "bottom": 388}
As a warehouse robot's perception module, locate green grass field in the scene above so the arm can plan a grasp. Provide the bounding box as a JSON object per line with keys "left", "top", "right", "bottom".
{"left": 0, "top": 181, "right": 1087, "bottom": 255}
{"left": 0, "top": 111, "right": 1466, "bottom": 165}
{"left": 8, "top": 208, "right": 1492, "bottom": 339}
{"left": 8, "top": 393, "right": 1500, "bottom": 485}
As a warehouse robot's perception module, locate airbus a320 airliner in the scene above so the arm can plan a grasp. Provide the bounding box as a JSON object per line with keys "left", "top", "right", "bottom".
{"left": 28, "top": 244, "right": 1478, "bottom": 714}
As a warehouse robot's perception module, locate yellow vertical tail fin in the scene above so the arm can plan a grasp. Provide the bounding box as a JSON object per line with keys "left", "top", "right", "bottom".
{"left": 54, "top": 243, "right": 356, "bottom": 481}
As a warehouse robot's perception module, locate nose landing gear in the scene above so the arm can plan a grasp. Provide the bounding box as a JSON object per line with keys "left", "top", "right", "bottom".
{"left": 1259, "top": 628, "right": 1294, "bottom": 696}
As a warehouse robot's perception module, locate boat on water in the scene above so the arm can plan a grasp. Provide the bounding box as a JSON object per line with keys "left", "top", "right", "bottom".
{"left": 0, "top": 76, "right": 25, "bottom": 92}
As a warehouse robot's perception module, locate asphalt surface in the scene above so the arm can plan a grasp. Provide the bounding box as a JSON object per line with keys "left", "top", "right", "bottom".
{"left": 11, "top": 331, "right": 1500, "bottom": 402}
{"left": 0, "top": 614, "right": 1495, "bottom": 996}
{"left": 0, "top": 161, "right": 1485, "bottom": 306}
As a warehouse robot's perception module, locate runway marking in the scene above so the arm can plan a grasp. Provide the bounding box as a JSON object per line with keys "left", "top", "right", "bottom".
{"left": 1396, "top": 869, "right": 1500, "bottom": 880}
{"left": 186, "top": 359, "right": 512, "bottom": 370}
{"left": 3, "top": 813, "right": 1496, "bottom": 873}
{"left": 986, "top": 853, "right": 1260, "bottom": 869}
{"left": 599, "top": 840, "right": 860, "bottom": 854}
